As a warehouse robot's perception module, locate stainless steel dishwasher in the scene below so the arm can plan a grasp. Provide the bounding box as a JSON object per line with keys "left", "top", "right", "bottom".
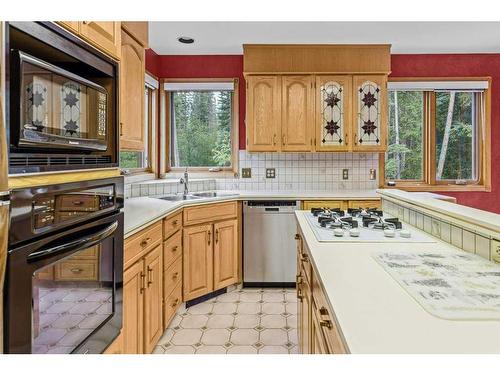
{"left": 243, "top": 200, "right": 300, "bottom": 287}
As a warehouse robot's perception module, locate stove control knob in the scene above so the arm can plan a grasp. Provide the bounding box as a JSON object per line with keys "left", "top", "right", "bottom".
{"left": 349, "top": 228, "right": 360, "bottom": 237}
{"left": 384, "top": 229, "right": 396, "bottom": 238}
{"left": 333, "top": 228, "right": 344, "bottom": 237}
{"left": 400, "top": 230, "right": 411, "bottom": 238}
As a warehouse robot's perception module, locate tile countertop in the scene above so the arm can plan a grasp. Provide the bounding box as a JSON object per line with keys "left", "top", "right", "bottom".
{"left": 123, "top": 189, "right": 455, "bottom": 238}
{"left": 295, "top": 211, "right": 500, "bottom": 354}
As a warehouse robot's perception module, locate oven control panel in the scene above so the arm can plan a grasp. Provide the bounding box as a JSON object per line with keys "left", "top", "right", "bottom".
{"left": 32, "top": 185, "right": 115, "bottom": 230}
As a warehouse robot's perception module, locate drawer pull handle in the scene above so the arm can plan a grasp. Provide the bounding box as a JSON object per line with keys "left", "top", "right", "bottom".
{"left": 171, "top": 298, "right": 179, "bottom": 307}
{"left": 294, "top": 233, "right": 300, "bottom": 240}
{"left": 296, "top": 275, "right": 303, "bottom": 301}
{"left": 140, "top": 237, "right": 151, "bottom": 247}
{"left": 140, "top": 272, "right": 146, "bottom": 293}
{"left": 172, "top": 245, "right": 178, "bottom": 252}
{"left": 172, "top": 220, "right": 178, "bottom": 226}
{"left": 319, "top": 307, "right": 329, "bottom": 316}
{"left": 172, "top": 272, "right": 179, "bottom": 279}
{"left": 215, "top": 229, "right": 219, "bottom": 244}
{"left": 320, "top": 320, "right": 333, "bottom": 330}
{"left": 70, "top": 268, "right": 83, "bottom": 273}
{"left": 301, "top": 254, "right": 309, "bottom": 262}
{"left": 208, "top": 230, "right": 211, "bottom": 245}
{"left": 73, "top": 200, "right": 84, "bottom": 206}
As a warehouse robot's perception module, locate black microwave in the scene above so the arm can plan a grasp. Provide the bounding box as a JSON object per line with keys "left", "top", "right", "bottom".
{"left": 7, "top": 22, "right": 119, "bottom": 174}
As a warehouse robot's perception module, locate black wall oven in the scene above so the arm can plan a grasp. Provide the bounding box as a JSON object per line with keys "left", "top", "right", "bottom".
{"left": 6, "top": 22, "right": 119, "bottom": 174}
{"left": 4, "top": 177, "right": 124, "bottom": 354}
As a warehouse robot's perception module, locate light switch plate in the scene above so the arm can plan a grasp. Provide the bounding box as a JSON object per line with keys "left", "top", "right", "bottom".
{"left": 266, "top": 168, "right": 276, "bottom": 178}
{"left": 241, "top": 168, "right": 252, "bottom": 178}
{"left": 342, "top": 169, "right": 349, "bottom": 180}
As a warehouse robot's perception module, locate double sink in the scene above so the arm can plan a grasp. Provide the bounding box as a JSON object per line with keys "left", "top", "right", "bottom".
{"left": 159, "top": 191, "right": 239, "bottom": 202}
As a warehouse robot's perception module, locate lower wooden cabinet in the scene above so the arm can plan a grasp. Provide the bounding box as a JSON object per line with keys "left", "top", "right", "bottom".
{"left": 302, "top": 200, "right": 346, "bottom": 211}
{"left": 122, "top": 244, "right": 162, "bottom": 354}
{"left": 183, "top": 203, "right": 240, "bottom": 302}
{"left": 213, "top": 219, "right": 239, "bottom": 290}
{"left": 297, "top": 273, "right": 311, "bottom": 354}
{"left": 311, "top": 301, "right": 328, "bottom": 354}
{"left": 104, "top": 332, "right": 123, "bottom": 354}
{"left": 183, "top": 224, "right": 214, "bottom": 301}
{"left": 302, "top": 199, "right": 381, "bottom": 211}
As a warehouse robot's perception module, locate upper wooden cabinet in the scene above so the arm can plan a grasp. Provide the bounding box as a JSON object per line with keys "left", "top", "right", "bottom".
{"left": 282, "top": 76, "right": 314, "bottom": 151}
{"left": 352, "top": 75, "right": 387, "bottom": 152}
{"left": 57, "top": 21, "right": 121, "bottom": 59}
{"left": 119, "top": 29, "right": 146, "bottom": 151}
{"left": 246, "top": 76, "right": 281, "bottom": 151}
{"left": 122, "top": 22, "right": 149, "bottom": 48}
{"left": 315, "top": 75, "right": 351, "bottom": 152}
{"left": 245, "top": 73, "right": 388, "bottom": 153}
{"left": 80, "top": 22, "right": 121, "bottom": 59}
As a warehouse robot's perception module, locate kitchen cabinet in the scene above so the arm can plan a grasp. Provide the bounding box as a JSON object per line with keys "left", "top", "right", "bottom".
{"left": 245, "top": 74, "right": 388, "bottom": 153}
{"left": 296, "top": 229, "right": 348, "bottom": 354}
{"left": 246, "top": 76, "right": 281, "bottom": 151}
{"left": 183, "top": 202, "right": 241, "bottom": 302}
{"left": 122, "top": 223, "right": 163, "bottom": 354}
{"left": 57, "top": 21, "right": 121, "bottom": 59}
{"left": 315, "top": 75, "right": 352, "bottom": 151}
{"left": 302, "top": 199, "right": 381, "bottom": 211}
{"left": 183, "top": 224, "right": 214, "bottom": 301}
{"left": 121, "top": 22, "right": 149, "bottom": 48}
{"left": 302, "top": 200, "right": 346, "bottom": 211}
{"left": 213, "top": 219, "right": 239, "bottom": 290}
{"left": 352, "top": 75, "right": 387, "bottom": 152}
{"left": 348, "top": 199, "right": 381, "bottom": 210}
{"left": 281, "top": 75, "right": 314, "bottom": 151}
{"left": 119, "top": 28, "right": 146, "bottom": 151}
{"left": 104, "top": 332, "right": 123, "bottom": 354}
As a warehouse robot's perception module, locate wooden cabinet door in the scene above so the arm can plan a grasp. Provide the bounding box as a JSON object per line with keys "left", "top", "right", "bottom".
{"left": 183, "top": 224, "right": 214, "bottom": 301}
{"left": 213, "top": 219, "right": 238, "bottom": 290}
{"left": 315, "top": 75, "right": 352, "bottom": 151}
{"left": 123, "top": 261, "right": 144, "bottom": 354}
{"left": 352, "top": 74, "right": 387, "bottom": 152}
{"left": 79, "top": 21, "right": 121, "bottom": 58}
{"left": 311, "top": 303, "right": 329, "bottom": 354}
{"left": 104, "top": 332, "right": 123, "bottom": 354}
{"left": 119, "top": 29, "right": 145, "bottom": 151}
{"left": 122, "top": 22, "right": 149, "bottom": 47}
{"left": 246, "top": 76, "right": 281, "bottom": 151}
{"left": 281, "top": 75, "right": 313, "bottom": 151}
{"left": 298, "top": 276, "right": 311, "bottom": 354}
{"left": 302, "top": 200, "right": 346, "bottom": 211}
{"left": 58, "top": 21, "right": 80, "bottom": 34}
{"left": 144, "top": 245, "right": 163, "bottom": 353}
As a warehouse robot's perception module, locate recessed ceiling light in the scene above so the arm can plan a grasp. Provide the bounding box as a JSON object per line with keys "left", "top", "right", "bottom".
{"left": 178, "top": 36, "right": 195, "bottom": 44}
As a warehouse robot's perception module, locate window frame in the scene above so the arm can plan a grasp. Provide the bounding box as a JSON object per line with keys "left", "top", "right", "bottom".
{"left": 380, "top": 76, "right": 491, "bottom": 192}
{"left": 163, "top": 77, "right": 239, "bottom": 176}
{"left": 119, "top": 71, "right": 159, "bottom": 175}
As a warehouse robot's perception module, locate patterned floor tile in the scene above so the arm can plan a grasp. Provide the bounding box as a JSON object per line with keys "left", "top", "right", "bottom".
{"left": 230, "top": 328, "right": 259, "bottom": 345}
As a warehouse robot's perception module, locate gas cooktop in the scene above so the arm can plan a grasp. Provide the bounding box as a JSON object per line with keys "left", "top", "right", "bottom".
{"left": 303, "top": 208, "right": 437, "bottom": 243}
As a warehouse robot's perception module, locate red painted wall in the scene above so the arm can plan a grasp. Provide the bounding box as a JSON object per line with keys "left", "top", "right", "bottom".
{"left": 147, "top": 50, "right": 500, "bottom": 212}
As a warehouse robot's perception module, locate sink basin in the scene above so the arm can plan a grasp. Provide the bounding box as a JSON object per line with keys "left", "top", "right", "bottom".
{"left": 159, "top": 194, "right": 201, "bottom": 202}
{"left": 191, "top": 191, "right": 239, "bottom": 198}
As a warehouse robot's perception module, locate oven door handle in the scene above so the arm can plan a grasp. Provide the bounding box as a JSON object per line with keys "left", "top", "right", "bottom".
{"left": 27, "top": 221, "right": 118, "bottom": 262}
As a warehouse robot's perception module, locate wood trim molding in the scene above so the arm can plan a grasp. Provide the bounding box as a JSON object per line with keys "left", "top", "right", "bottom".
{"left": 8, "top": 169, "right": 120, "bottom": 189}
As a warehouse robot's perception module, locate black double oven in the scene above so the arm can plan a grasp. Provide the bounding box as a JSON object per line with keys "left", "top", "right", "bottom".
{"left": 3, "top": 22, "right": 123, "bottom": 354}
{"left": 5, "top": 177, "right": 124, "bottom": 354}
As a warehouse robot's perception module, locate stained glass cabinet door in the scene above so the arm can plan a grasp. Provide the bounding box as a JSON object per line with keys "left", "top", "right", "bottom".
{"left": 315, "top": 75, "right": 352, "bottom": 151}
{"left": 352, "top": 75, "right": 387, "bottom": 152}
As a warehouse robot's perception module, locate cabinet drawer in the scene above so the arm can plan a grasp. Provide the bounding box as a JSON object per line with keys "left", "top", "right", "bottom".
{"left": 183, "top": 201, "right": 237, "bottom": 226}
{"left": 164, "top": 283, "right": 182, "bottom": 328}
{"left": 125, "top": 221, "right": 162, "bottom": 269}
{"left": 164, "top": 256, "right": 182, "bottom": 298}
{"left": 348, "top": 199, "right": 381, "bottom": 210}
{"left": 312, "top": 272, "right": 347, "bottom": 354}
{"left": 302, "top": 200, "right": 346, "bottom": 211}
{"left": 163, "top": 212, "right": 182, "bottom": 240}
{"left": 163, "top": 230, "right": 182, "bottom": 269}
{"left": 55, "top": 261, "right": 98, "bottom": 281}
{"left": 71, "top": 245, "right": 98, "bottom": 260}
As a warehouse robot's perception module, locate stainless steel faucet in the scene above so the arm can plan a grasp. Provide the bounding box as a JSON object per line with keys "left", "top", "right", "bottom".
{"left": 179, "top": 168, "right": 189, "bottom": 196}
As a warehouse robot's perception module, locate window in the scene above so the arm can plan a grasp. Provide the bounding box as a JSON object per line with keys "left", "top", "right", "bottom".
{"left": 119, "top": 74, "right": 158, "bottom": 172}
{"left": 383, "top": 78, "right": 491, "bottom": 191}
{"left": 166, "top": 79, "right": 238, "bottom": 171}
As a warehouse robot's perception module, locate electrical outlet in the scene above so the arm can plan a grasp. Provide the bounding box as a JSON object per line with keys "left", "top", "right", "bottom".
{"left": 342, "top": 169, "right": 349, "bottom": 180}
{"left": 266, "top": 168, "right": 276, "bottom": 178}
{"left": 241, "top": 168, "right": 252, "bottom": 178}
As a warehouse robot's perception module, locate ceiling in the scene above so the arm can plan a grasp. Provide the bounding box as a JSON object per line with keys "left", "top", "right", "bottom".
{"left": 149, "top": 22, "right": 500, "bottom": 55}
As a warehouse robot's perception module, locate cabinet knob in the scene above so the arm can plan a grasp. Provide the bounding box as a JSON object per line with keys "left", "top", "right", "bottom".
{"left": 140, "top": 237, "right": 151, "bottom": 247}
{"left": 319, "top": 306, "right": 329, "bottom": 316}
{"left": 294, "top": 233, "right": 301, "bottom": 240}
{"left": 172, "top": 245, "right": 178, "bottom": 252}
{"left": 172, "top": 272, "right": 179, "bottom": 280}
{"left": 320, "top": 320, "right": 333, "bottom": 329}
{"left": 172, "top": 220, "right": 178, "bottom": 226}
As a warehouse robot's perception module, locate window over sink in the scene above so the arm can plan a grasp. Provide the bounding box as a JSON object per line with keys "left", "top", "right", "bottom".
{"left": 165, "top": 79, "right": 239, "bottom": 173}
{"left": 382, "top": 78, "right": 491, "bottom": 192}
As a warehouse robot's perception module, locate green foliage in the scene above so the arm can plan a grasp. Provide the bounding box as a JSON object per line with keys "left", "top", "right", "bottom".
{"left": 120, "top": 151, "right": 142, "bottom": 169}
{"left": 171, "top": 90, "right": 232, "bottom": 167}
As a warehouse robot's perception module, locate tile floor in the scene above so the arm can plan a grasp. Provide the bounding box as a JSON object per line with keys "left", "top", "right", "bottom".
{"left": 154, "top": 287, "right": 298, "bottom": 354}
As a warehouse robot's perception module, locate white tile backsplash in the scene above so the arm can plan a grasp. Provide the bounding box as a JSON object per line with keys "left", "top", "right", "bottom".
{"left": 215, "top": 150, "right": 379, "bottom": 191}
